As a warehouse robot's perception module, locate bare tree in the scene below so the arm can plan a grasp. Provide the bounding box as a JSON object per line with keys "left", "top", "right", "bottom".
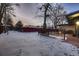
{"left": 0, "top": 3, "right": 19, "bottom": 33}
{"left": 5, "top": 15, "right": 14, "bottom": 30}
{"left": 37, "top": 3, "right": 67, "bottom": 29}
{"left": 47, "top": 3, "right": 67, "bottom": 29}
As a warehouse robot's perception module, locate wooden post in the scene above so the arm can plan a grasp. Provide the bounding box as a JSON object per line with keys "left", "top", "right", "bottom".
{"left": 63, "top": 29, "right": 65, "bottom": 40}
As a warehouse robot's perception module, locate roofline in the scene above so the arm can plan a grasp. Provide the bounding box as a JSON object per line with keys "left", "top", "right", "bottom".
{"left": 57, "top": 24, "right": 74, "bottom": 26}
{"left": 67, "top": 10, "right": 79, "bottom": 16}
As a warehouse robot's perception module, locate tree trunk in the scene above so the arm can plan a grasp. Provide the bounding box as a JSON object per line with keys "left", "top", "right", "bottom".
{"left": 43, "top": 8, "right": 47, "bottom": 30}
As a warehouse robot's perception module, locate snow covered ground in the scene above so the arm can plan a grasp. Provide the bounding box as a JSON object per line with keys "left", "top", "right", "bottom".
{"left": 0, "top": 31, "right": 79, "bottom": 56}
{"left": 49, "top": 35, "right": 67, "bottom": 41}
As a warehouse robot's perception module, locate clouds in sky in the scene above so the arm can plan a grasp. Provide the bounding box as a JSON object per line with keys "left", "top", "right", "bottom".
{"left": 14, "top": 3, "right": 43, "bottom": 26}
{"left": 13, "top": 3, "right": 79, "bottom": 26}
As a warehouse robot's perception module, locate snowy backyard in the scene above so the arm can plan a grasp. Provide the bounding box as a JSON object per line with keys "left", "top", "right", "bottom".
{"left": 0, "top": 31, "right": 79, "bottom": 56}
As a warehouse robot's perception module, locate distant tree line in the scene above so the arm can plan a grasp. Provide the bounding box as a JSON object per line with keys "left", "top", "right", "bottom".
{"left": 5, "top": 19, "right": 23, "bottom": 32}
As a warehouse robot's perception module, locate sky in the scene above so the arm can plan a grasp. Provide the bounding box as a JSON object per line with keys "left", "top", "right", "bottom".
{"left": 13, "top": 3, "right": 79, "bottom": 26}
{"left": 64, "top": 3, "right": 79, "bottom": 13}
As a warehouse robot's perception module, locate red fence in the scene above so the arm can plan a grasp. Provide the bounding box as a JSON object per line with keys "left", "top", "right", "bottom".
{"left": 22, "top": 27, "right": 59, "bottom": 32}
{"left": 22, "top": 27, "right": 42, "bottom": 32}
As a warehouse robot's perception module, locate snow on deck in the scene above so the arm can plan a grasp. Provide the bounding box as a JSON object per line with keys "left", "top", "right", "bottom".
{"left": 0, "top": 31, "right": 79, "bottom": 56}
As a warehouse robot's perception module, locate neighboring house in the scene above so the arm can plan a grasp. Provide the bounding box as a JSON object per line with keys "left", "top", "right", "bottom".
{"left": 57, "top": 10, "right": 79, "bottom": 36}
{"left": 57, "top": 24, "right": 75, "bottom": 32}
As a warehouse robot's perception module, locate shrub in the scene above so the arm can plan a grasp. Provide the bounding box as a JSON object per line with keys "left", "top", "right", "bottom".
{"left": 66, "top": 30, "right": 74, "bottom": 34}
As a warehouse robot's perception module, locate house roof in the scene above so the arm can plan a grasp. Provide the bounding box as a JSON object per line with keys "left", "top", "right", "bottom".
{"left": 67, "top": 10, "right": 79, "bottom": 19}
{"left": 67, "top": 10, "right": 79, "bottom": 16}
{"left": 57, "top": 24, "right": 74, "bottom": 26}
